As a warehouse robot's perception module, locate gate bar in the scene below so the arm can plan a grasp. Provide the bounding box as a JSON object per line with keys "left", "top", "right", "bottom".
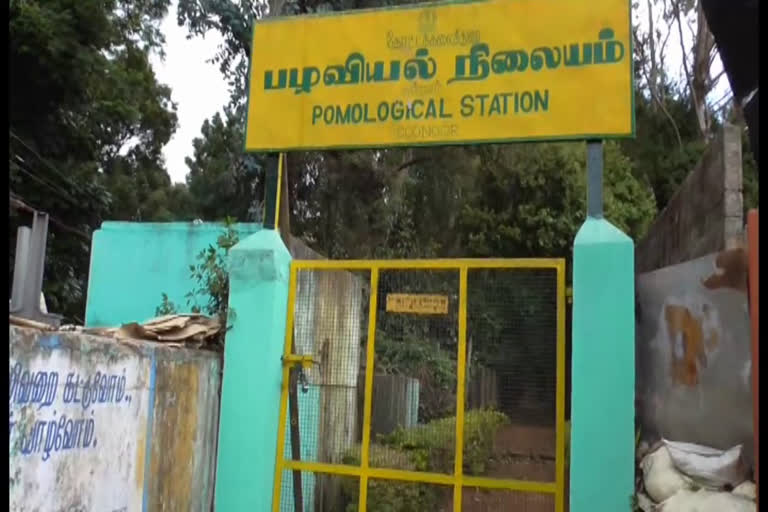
{"left": 358, "top": 268, "right": 380, "bottom": 511}
{"left": 291, "top": 259, "right": 563, "bottom": 270}
{"left": 283, "top": 459, "right": 557, "bottom": 493}
{"left": 555, "top": 261, "right": 567, "bottom": 512}
{"left": 272, "top": 265, "right": 300, "bottom": 512}
{"left": 453, "top": 267, "right": 469, "bottom": 511}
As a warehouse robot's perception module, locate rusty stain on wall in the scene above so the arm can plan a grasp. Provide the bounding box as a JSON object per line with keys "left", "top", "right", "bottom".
{"left": 136, "top": 432, "right": 146, "bottom": 492}
{"left": 148, "top": 361, "right": 200, "bottom": 511}
{"left": 636, "top": 251, "right": 753, "bottom": 462}
{"left": 702, "top": 248, "right": 749, "bottom": 293}
{"left": 664, "top": 304, "right": 719, "bottom": 386}
{"left": 146, "top": 350, "right": 220, "bottom": 512}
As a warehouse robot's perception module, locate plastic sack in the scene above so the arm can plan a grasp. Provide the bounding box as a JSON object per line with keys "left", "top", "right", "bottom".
{"left": 658, "top": 489, "right": 755, "bottom": 512}
{"left": 663, "top": 439, "right": 749, "bottom": 488}
{"left": 641, "top": 445, "right": 693, "bottom": 503}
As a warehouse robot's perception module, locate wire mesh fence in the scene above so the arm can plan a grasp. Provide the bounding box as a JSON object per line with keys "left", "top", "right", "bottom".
{"left": 274, "top": 260, "right": 565, "bottom": 512}
{"left": 460, "top": 488, "right": 555, "bottom": 512}
{"left": 370, "top": 269, "right": 460, "bottom": 474}
{"left": 465, "top": 268, "right": 558, "bottom": 484}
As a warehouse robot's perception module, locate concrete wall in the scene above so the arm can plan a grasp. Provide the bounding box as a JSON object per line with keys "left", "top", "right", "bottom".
{"left": 83, "top": 221, "right": 333, "bottom": 510}
{"left": 85, "top": 221, "right": 325, "bottom": 328}
{"left": 636, "top": 124, "right": 744, "bottom": 273}
{"left": 85, "top": 222, "right": 261, "bottom": 327}
{"left": 634, "top": 124, "right": 753, "bottom": 461}
{"left": 635, "top": 249, "right": 753, "bottom": 462}
{"left": 9, "top": 325, "right": 221, "bottom": 511}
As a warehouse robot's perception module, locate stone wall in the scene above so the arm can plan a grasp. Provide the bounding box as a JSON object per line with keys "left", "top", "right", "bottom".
{"left": 636, "top": 124, "right": 744, "bottom": 273}
{"left": 9, "top": 325, "right": 221, "bottom": 511}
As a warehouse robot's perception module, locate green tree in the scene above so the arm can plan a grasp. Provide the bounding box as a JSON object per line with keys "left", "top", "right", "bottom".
{"left": 9, "top": 0, "right": 182, "bottom": 321}
{"left": 185, "top": 108, "right": 267, "bottom": 221}
{"left": 175, "top": 0, "right": 767, "bottom": 397}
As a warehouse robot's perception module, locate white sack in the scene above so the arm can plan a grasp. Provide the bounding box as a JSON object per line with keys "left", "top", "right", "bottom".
{"left": 658, "top": 489, "right": 755, "bottom": 512}
{"left": 641, "top": 445, "right": 693, "bottom": 503}
{"left": 663, "top": 439, "right": 749, "bottom": 488}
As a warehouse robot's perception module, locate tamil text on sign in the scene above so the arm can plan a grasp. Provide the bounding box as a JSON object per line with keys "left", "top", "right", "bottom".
{"left": 245, "top": 0, "right": 633, "bottom": 151}
{"left": 386, "top": 294, "right": 449, "bottom": 315}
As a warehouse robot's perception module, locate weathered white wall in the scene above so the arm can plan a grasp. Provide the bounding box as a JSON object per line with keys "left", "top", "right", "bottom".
{"left": 10, "top": 329, "right": 150, "bottom": 511}
{"left": 9, "top": 326, "right": 221, "bottom": 512}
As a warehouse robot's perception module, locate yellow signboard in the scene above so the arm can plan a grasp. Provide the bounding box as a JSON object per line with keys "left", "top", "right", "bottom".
{"left": 386, "top": 294, "right": 449, "bottom": 315}
{"left": 245, "top": 0, "right": 633, "bottom": 151}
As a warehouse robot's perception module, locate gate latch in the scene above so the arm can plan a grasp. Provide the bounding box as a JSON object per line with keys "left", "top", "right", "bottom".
{"left": 281, "top": 354, "right": 316, "bottom": 369}
{"left": 281, "top": 354, "right": 314, "bottom": 394}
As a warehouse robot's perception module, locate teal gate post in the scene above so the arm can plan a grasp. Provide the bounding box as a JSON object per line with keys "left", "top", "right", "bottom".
{"left": 214, "top": 227, "right": 292, "bottom": 510}
{"left": 570, "top": 141, "right": 635, "bottom": 512}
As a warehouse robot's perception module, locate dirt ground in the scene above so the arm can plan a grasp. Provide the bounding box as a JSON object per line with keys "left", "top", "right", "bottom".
{"left": 451, "top": 423, "right": 566, "bottom": 512}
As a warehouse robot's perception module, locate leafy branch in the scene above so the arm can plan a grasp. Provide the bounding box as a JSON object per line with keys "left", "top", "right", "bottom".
{"left": 156, "top": 218, "right": 240, "bottom": 346}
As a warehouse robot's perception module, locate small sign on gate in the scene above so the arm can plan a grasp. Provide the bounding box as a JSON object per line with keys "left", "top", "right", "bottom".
{"left": 386, "top": 293, "right": 449, "bottom": 314}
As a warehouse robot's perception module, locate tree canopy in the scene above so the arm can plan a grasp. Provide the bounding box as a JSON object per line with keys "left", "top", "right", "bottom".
{"left": 9, "top": 0, "right": 758, "bottom": 325}
{"left": 9, "top": 0, "right": 188, "bottom": 320}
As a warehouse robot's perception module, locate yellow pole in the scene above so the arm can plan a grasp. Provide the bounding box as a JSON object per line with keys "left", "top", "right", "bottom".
{"left": 274, "top": 153, "right": 284, "bottom": 230}
{"left": 555, "top": 261, "right": 567, "bottom": 512}
{"left": 271, "top": 264, "right": 299, "bottom": 512}
{"left": 358, "top": 268, "right": 380, "bottom": 511}
{"left": 453, "top": 266, "right": 469, "bottom": 511}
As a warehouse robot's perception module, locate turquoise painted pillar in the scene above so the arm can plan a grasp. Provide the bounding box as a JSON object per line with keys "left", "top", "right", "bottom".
{"left": 215, "top": 229, "right": 291, "bottom": 511}
{"left": 570, "top": 143, "right": 635, "bottom": 511}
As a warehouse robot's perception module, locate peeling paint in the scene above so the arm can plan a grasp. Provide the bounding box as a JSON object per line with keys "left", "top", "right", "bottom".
{"left": 9, "top": 327, "right": 221, "bottom": 512}
{"left": 9, "top": 327, "right": 150, "bottom": 511}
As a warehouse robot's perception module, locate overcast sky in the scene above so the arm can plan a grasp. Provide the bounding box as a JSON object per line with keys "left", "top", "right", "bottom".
{"left": 151, "top": 2, "right": 730, "bottom": 184}
{"left": 150, "top": 5, "right": 229, "bottom": 184}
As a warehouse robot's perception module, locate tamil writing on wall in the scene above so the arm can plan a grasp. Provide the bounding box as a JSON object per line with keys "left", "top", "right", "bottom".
{"left": 9, "top": 338, "right": 149, "bottom": 512}
{"left": 245, "top": 0, "right": 633, "bottom": 151}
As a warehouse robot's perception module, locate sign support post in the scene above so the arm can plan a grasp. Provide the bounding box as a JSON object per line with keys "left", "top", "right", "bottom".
{"left": 571, "top": 139, "right": 635, "bottom": 512}
{"left": 586, "top": 141, "right": 603, "bottom": 218}
{"left": 263, "top": 153, "right": 282, "bottom": 230}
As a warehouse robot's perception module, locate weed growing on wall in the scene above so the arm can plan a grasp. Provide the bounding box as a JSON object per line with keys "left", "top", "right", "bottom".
{"left": 155, "top": 293, "right": 178, "bottom": 316}
{"left": 156, "top": 218, "right": 239, "bottom": 346}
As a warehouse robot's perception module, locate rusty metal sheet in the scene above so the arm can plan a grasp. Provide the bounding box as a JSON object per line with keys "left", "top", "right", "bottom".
{"left": 636, "top": 249, "right": 754, "bottom": 464}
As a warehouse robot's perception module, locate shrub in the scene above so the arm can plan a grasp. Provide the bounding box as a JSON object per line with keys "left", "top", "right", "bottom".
{"left": 382, "top": 409, "right": 509, "bottom": 475}
{"left": 340, "top": 409, "right": 510, "bottom": 511}
{"left": 340, "top": 445, "right": 439, "bottom": 512}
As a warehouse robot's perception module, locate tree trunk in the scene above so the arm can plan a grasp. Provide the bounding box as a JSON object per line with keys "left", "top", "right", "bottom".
{"left": 691, "top": 1, "right": 716, "bottom": 138}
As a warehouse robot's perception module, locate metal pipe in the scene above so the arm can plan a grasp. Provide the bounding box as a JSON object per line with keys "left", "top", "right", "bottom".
{"left": 587, "top": 141, "right": 604, "bottom": 218}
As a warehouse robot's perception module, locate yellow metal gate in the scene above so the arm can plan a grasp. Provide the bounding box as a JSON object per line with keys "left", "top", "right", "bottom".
{"left": 273, "top": 259, "right": 566, "bottom": 512}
